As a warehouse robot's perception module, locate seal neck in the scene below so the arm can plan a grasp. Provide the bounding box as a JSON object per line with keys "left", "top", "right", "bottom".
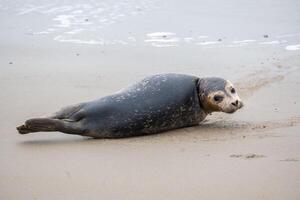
{"left": 197, "top": 78, "right": 219, "bottom": 114}
{"left": 197, "top": 78, "right": 211, "bottom": 114}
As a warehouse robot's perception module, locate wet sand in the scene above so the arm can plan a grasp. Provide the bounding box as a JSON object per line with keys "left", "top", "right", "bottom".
{"left": 1, "top": 0, "right": 300, "bottom": 199}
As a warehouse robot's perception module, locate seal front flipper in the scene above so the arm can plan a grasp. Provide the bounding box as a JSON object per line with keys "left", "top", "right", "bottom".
{"left": 17, "top": 118, "right": 84, "bottom": 135}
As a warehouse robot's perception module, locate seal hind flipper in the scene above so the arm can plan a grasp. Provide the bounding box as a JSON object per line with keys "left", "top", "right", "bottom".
{"left": 17, "top": 118, "right": 84, "bottom": 135}
{"left": 17, "top": 118, "right": 57, "bottom": 134}
{"left": 49, "top": 103, "right": 85, "bottom": 121}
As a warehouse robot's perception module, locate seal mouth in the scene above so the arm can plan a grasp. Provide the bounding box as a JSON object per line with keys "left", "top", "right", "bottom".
{"left": 225, "top": 109, "right": 238, "bottom": 114}
{"left": 223, "top": 101, "right": 244, "bottom": 114}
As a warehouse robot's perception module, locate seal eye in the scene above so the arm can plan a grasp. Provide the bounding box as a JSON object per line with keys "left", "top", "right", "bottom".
{"left": 231, "top": 88, "right": 235, "bottom": 94}
{"left": 213, "top": 95, "right": 224, "bottom": 102}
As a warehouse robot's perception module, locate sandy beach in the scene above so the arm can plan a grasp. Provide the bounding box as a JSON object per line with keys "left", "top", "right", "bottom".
{"left": 1, "top": 0, "right": 300, "bottom": 199}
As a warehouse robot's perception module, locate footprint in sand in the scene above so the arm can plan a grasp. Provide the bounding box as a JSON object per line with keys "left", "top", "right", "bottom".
{"left": 279, "top": 158, "right": 298, "bottom": 162}
{"left": 230, "top": 154, "right": 266, "bottom": 159}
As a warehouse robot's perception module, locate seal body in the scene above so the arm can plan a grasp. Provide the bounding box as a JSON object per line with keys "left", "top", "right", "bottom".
{"left": 17, "top": 73, "right": 244, "bottom": 138}
{"left": 81, "top": 74, "right": 206, "bottom": 138}
{"left": 18, "top": 74, "right": 207, "bottom": 138}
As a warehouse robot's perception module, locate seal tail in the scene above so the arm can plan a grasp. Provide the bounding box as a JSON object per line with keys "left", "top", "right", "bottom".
{"left": 17, "top": 118, "right": 82, "bottom": 135}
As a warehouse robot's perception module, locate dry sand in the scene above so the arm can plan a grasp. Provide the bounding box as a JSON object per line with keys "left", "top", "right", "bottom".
{"left": 0, "top": 0, "right": 300, "bottom": 199}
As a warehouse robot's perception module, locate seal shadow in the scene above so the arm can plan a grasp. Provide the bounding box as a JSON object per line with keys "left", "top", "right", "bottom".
{"left": 18, "top": 136, "right": 95, "bottom": 147}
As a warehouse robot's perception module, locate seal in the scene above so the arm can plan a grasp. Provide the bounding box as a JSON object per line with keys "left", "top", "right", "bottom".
{"left": 17, "top": 73, "right": 243, "bottom": 138}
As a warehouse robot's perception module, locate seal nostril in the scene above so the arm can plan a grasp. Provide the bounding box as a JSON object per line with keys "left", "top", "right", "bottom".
{"left": 231, "top": 100, "right": 239, "bottom": 107}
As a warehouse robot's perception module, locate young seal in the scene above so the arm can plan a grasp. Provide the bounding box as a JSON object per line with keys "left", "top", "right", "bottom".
{"left": 17, "top": 73, "right": 243, "bottom": 138}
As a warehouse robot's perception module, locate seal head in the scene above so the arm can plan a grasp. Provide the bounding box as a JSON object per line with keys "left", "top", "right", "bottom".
{"left": 198, "top": 78, "right": 243, "bottom": 114}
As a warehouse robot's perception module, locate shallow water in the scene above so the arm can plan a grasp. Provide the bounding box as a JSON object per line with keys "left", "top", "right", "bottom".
{"left": 1, "top": 0, "right": 300, "bottom": 48}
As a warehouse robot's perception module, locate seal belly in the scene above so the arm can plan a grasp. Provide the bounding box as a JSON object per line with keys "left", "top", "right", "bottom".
{"left": 83, "top": 74, "right": 206, "bottom": 138}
